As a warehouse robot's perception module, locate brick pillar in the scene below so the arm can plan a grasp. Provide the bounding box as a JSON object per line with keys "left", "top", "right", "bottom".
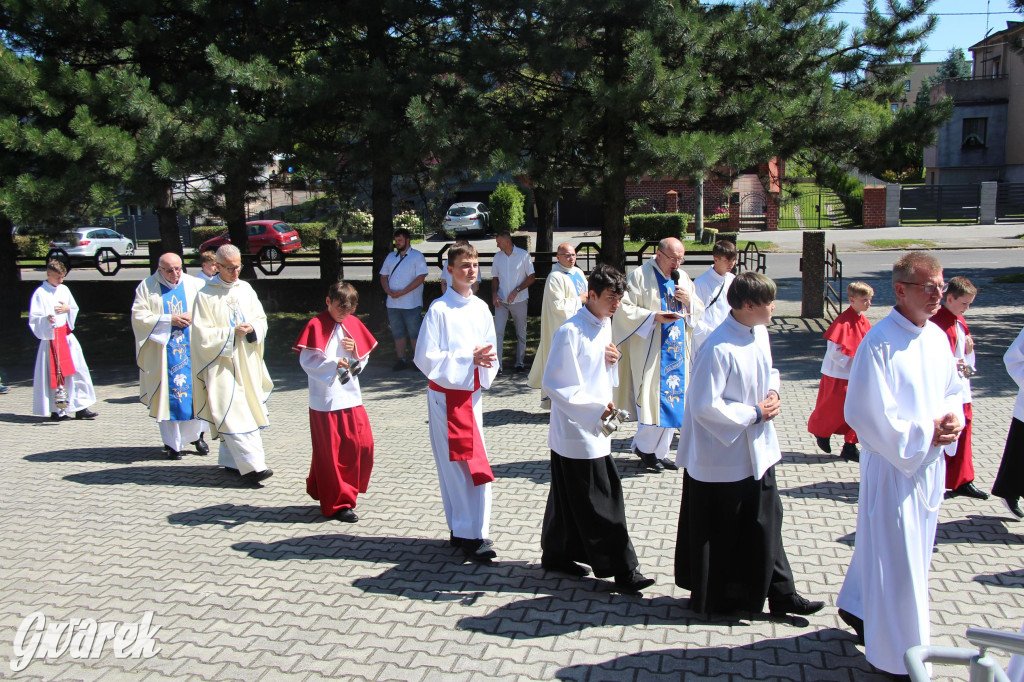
{"left": 766, "top": 193, "right": 779, "bottom": 231}
{"left": 862, "top": 186, "right": 886, "bottom": 228}
{"left": 729, "top": 193, "right": 739, "bottom": 231}
{"left": 665, "top": 190, "right": 678, "bottom": 213}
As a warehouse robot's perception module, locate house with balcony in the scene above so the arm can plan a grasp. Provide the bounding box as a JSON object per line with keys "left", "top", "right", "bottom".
{"left": 924, "top": 21, "right": 1024, "bottom": 184}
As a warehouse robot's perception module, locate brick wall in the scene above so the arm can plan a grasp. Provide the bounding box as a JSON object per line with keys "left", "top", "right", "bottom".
{"left": 624, "top": 176, "right": 732, "bottom": 215}
{"left": 862, "top": 186, "right": 886, "bottom": 228}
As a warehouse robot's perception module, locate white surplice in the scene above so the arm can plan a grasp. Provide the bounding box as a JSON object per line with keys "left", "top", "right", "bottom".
{"left": 131, "top": 272, "right": 207, "bottom": 450}
{"left": 299, "top": 324, "right": 368, "bottom": 412}
{"left": 675, "top": 314, "right": 781, "bottom": 482}
{"left": 527, "top": 264, "right": 586, "bottom": 395}
{"left": 836, "top": 308, "right": 964, "bottom": 676}
{"left": 28, "top": 282, "right": 97, "bottom": 417}
{"left": 692, "top": 269, "right": 735, "bottom": 355}
{"left": 542, "top": 306, "right": 617, "bottom": 460}
{"left": 191, "top": 278, "right": 273, "bottom": 474}
{"left": 414, "top": 288, "right": 498, "bottom": 540}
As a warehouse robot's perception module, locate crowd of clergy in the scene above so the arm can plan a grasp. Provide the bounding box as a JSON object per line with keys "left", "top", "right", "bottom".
{"left": 24, "top": 234, "right": 1024, "bottom": 680}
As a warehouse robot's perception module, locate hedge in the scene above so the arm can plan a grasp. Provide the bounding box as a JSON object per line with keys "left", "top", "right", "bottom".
{"left": 14, "top": 234, "right": 53, "bottom": 258}
{"left": 489, "top": 182, "right": 525, "bottom": 233}
{"left": 625, "top": 213, "right": 693, "bottom": 242}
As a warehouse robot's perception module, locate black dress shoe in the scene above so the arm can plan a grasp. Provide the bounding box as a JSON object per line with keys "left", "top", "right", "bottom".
{"left": 241, "top": 468, "right": 274, "bottom": 486}
{"left": 49, "top": 412, "right": 71, "bottom": 422}
{"left": 449, "top": 532, "right": 493, "bottom": 548}
{"left": 514, "top": 365, "right": 526, "bottom": 373}
{"left": 164, "top": 446, "right": 182, "bottom": 460}
{"left": 614, "top": 570, "right": 655, "bottom": 593}
{"left": 1002, "top": 497, "right": 1024, "bottom": 519}
{"left": 192, "top": 435, "right": 210, "bottom": 456}
{"left": 391, "top": 359, "right": 408, "bottom": 372}
{"left": 541, "top": 559, "right": 590, "bottom": 577}
{"left": 75, "top": 408, "right": 98, "bottom": 420}
{"left": 768, "top": 593, "right": 825, "bottom": 617}
{"left": 950, "top": 481, "right": 989, "bottom": 500}
{"left": 838, "top": 608, "right": 865, "bottom": 645}
{"left": 636, "top": 450, "right": 664, "bottom": 473}
{"left": 333, "top": 508, "right": 358, "bottom": 523}
{"left": 840, "top": 443, "right": 860, "bottom": 462}
{"left": 660, "top": 458, "right": 679, "bottom": 471}
{"left": 461, "top": 538, "right": 497, "bottom": 562}
{"left": 815, "top": 436, "right": 832, "bottom": 454}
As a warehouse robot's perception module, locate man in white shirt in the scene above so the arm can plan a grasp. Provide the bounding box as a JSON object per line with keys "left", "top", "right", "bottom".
{"left": 675, "top": 271, "right": 823, "bottom": 619}
{"left": 380, "top": 228, "right": 429, "bottom": 371}
{"left": 836, "top": 251, "right": 964, "bottom": 678}
{"left": 692, "top": 239, "right": 737, "bottom": 354}
{"left": 491, "top": 231, "right": 535, "bottom": 373}
{"left": 541, "top": 264, "right": 655, "bottom": 594}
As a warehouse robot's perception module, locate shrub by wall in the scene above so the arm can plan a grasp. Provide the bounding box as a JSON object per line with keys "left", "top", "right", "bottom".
{"left": 14, "top": 234, "right": 52, "bottom": 258}
{"left": 489, "top": 182, "right": 525, "bottom": 233}
{"left": 626, "top": 213, "right": 692, "bottom": 242}
{"left": 291, "top": 222, "right": 328, "bottom": 247}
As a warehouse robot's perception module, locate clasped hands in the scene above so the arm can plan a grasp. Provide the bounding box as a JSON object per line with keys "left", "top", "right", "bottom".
{"left": 932, "top": 413, "right": 963, "bottom": 447}
{"left": 234, "top": 322, "right": 254, "bottom": 336}
{"left": 756, "top": 391, "right": 782, "bottom": 421}
{"left": 171, "top": 312, "right": 192, "bottom": 328}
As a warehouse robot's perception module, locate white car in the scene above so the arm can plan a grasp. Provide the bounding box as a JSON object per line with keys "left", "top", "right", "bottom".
{"left": 445, "top": 202, "right": 490, "bottom": 236}
{"left": 50, "top": 227, "right": 136, "bottom": 261}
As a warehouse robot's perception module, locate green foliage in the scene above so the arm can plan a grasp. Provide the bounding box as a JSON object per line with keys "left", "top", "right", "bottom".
{"left": 291, "top": 222, "right": 329, "bottom": 247}
{"left": 13, "top": 235, "right": 52, "bottom": 258}
{"left": 625, "top": 214, "right": 692, "bottom": 242}
{"left": 338, "top": 210, "right": 373, "bottom": 238}
{"left": 393, "top": 210, "right": 423, "bottom": 233}
{"left": 192, "top": 226, "right": 227, "bottom": 248}
{"left": 489, "top": 182, "right": 525, "bottom": 233}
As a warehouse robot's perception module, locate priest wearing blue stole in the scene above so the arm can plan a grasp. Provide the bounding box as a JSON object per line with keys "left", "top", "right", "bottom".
{"left": 132, "top": 252, "right": 209, "bottom": 459}
{"left": 613, "top": 237, "right": 704, "bottom": 473}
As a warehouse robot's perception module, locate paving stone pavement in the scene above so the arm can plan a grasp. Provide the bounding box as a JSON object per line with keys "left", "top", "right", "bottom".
{"left": 2, "top": 279, "right": 1024, "bottom": 681}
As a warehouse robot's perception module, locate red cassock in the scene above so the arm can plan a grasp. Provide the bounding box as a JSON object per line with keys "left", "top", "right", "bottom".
{"left": 293, "top": 311, "right": 378, "bottom": 517}
{"left": 931, "top": 305, "right": 974, "bottom": 490}
{"left": 807, "top": 307, "right": 871, "bottom": 444}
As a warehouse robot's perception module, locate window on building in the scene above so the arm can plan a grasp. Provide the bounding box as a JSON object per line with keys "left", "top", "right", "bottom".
{"left": 962, "top": 117, "right": 987, "bottom": 148}
{"left": 127, "top": 204, "right": 141, "bottom": 216}
{"left": 891, "top": 103, "right": 900, "bottom": 113}
{"left": 905, "top": 79, "right": 911, "bottom": 91}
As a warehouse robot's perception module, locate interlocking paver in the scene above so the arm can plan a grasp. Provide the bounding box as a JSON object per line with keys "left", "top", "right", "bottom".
{"left": 1, "top": 269, "right": 1023, "bottom": 681}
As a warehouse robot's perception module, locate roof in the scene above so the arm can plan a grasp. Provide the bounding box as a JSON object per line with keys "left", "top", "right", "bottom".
{"left": 969, "top": 21, "right": 1024, "bottom": 51}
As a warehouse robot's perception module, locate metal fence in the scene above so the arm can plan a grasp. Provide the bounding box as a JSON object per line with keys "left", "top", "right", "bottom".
{"left": 996, "top": 182, "right": 1024, "bottom": 222}
{"left": 900, "top": 184, "right": 981, "bottom": 223}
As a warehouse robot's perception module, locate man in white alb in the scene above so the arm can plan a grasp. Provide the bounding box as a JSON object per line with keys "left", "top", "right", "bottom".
{"left": 836, "top": 251, "right": 964, "bottom": 679}
{"left": 131, "top": 252, "right": 210, "bottom": 459}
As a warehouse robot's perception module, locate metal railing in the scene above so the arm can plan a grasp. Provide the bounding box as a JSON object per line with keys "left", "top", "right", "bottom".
{"left": 906, "top": 627, "right": 1024, "bottom": 682}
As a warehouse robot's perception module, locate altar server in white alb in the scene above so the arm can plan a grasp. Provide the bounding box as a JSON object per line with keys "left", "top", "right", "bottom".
{"left": 527, "top": 242, "right": 587, "bottom": 407}
{"left": 836, "top": 251, "right": 964, "bottom": 679}
{"left": 691, "top": 239, "right": 737, "bottom": 354}
{"left": 28, "top": 259, "right": 97, "bottom": 421}
{"left": 414, "top": 242, "right": 500, "bottom": 562}
{"left": 131, "top": 252, "right": 209, "bottom": 460}
{"left": 540, "top": 264, "right": 655, "bottom": 594}
{"left": 613, "top": 237, "right": 704, "bottom": 473}
{"left": 674, "top": 272, "right": 823, "bottom": 619}
{"left": 191, "top": 245, "right": 274, "bottom": 486}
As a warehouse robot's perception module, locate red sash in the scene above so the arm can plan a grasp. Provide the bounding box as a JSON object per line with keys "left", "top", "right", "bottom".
{"left": 429, "top": 371, "right": 494, "bottom": 486}
{"left": 49, "top": 325, "right": 76, "bottom": 389}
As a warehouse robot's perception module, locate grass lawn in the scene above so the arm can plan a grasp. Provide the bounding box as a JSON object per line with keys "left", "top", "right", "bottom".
{"left": 994, "top": 272, "right": 1024, "bottom": 284}
{"left": 863, "top": 239, "right": 939, "bottom": 249}
{"left": 777, "top": 182, "right": 859, "bottom": 230}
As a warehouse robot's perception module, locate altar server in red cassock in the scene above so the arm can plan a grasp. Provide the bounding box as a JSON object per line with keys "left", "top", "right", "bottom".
{"left": 931, "top": 276, "right": 987, "bottom": 501}
{"left": 293, "top": 281, "right": 378, "bottom": 522}
{"left": 414, "top": 243, "right": 500, "bottom": 562}
{"left": 807, "top": 281, "right": 873, "bottom": 462}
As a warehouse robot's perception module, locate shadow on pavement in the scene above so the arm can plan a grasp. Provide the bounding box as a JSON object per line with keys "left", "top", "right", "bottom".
{"left": 836, "top": 514, "right": 1024, "bottom": 547}
{"left": 554, "top": 631, "right": 887, "bottom": 681}
{"left": 169, "top": 503, "right": 325, "bottom": 528}
{"left": 974, "top": 568, "right": 1024, "bottom": 589}
{"left": 64, "top": 464, "right": 254, "bottom": 487}
{"left": 483, "top": 408, "right": 549, "bottom": 427}
{"left": 25, "top": 445, "right": 166, "bottom": 464}
{"left": 0, "top": 412, "right": 55, "bottom": 424}
{"left": 779, "top": 480, "right": 859, "bottom": 505}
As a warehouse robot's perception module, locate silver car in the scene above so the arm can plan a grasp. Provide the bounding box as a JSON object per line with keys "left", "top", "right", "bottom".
{"left": 50, "top": 227, "right": 136, "bottom": 261}
{"left": 445, "top": 202, "right": 490, "bottom": 236}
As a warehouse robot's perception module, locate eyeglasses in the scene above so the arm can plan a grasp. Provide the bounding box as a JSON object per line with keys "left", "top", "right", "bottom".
{"left": 658, "top": 250, "right": 684, "bottom": 263}
{"left": 160, "top": 267, "right": 182, "bottom": 274}
{"left": 217, "top": 263, "right": 242, "bottom": 272}
{"left": 899, "top": 281, "right": 948, "bottom": 296}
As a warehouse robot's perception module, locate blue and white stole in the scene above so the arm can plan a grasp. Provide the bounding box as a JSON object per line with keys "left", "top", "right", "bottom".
{"left": 566, "top": 269, "right": 587, "bottom": 296}
{"left": 655, "top": 269, "right": 687, "bottom": 428}
{"left": 161, "top": 283, "right": 194, "bottom": 421}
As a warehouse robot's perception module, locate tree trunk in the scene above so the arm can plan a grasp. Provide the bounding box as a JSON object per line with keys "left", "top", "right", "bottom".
{"left": 369, "top": 156, "right": 394, "bottom": 333}
{"left": 154, "top": 181, "right": 183, "bottom": 257}
{"left": 222, "top": 163, "right": 255, "bottom": 278}
{"left": 532, "top": 186, "right": 557, "bottom": 279}
{"left": 598, "top": 27, "right": 628, "bottom": 271}
{"left": 0, "top": 213, "right": 21, "bottom": 325}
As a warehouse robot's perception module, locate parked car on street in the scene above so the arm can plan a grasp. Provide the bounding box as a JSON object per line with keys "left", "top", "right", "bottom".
{"left": 49, "top": 227, "right": 136, "bottom": 261}
{"left": 199, "top": 220, "right": 302, "bottom": 261}
{"left": 445, "top": 202, "right": 490, "bottom": 236}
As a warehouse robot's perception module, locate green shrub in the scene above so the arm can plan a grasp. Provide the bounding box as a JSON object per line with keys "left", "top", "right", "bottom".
{"left": 291, "top": 222, "right": 328, "bottom": 248}
{"left": 625, "top": 213, "right": 692, "bottom": 242}
{"left": 14, "top": 234, "right": 53, "bottom": 258}
{"left": 489, "top": 182, "right": 525, "bottom": 233}
{"left": 394, "top": 210, "right": 423, "bottom": 232}
{"left": 192, "top": 225, "right": 226, "bottom": 248}
{"left": 338, "top": 210, "right": 373, "bottom": 238}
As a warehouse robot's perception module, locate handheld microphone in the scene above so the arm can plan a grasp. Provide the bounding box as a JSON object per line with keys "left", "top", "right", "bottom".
{"left": 671, "top": 271, "right": 680, "bottom": 284}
